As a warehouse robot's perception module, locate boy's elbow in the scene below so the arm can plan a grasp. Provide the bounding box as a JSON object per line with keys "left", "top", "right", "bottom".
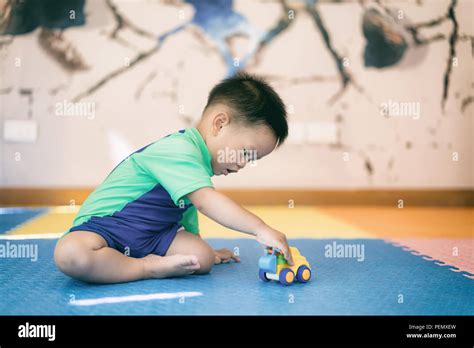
{"left": 187, "top": 187, "right": 215, "bottom": 212}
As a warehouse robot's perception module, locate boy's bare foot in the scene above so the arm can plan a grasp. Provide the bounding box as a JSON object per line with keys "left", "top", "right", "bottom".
{"left": 142, "top": 254, "right": 200, "bottom": 279}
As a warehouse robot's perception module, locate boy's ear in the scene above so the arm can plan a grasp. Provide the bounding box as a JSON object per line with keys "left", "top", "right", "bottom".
{"left": 212, "top": 111, "right": 230, "bottom": 134}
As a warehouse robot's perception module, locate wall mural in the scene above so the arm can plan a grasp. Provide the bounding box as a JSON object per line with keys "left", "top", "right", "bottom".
{"left": 0, "top": 0, "right": 472, "bottom": 187}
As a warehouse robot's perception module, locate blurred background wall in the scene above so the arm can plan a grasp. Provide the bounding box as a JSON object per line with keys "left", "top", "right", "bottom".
{"left": 0, "top": 0, "right": 472, "bottom": 192}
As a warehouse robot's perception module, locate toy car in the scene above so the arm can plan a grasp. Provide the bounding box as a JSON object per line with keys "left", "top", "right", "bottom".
{"left": 258, "top": 246, "right": 311, "bottom": 285}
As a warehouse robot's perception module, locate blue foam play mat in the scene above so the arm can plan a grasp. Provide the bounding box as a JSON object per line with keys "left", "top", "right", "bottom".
{"left": 0, "top": 238, "right": 472, "bottom": 315}
{"left": 0, "top": 208, "right": 48, "bottom": 234}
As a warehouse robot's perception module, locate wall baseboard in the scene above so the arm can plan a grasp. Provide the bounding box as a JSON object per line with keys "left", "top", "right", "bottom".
{"left": 0, "top": 188, "right": 473, "bottom": 207}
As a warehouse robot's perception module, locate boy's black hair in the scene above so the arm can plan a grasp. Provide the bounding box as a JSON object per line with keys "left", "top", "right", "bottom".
{"left": 204, "top": 72, "right": 288, "bottom": 147}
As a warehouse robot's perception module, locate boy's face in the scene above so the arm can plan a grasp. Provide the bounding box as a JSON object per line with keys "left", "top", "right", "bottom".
{"left": 205, "top": 111, "right": 278, "bottom": 176}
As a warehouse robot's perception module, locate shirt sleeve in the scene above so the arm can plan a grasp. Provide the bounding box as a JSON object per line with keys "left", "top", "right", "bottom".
{"left": 132, "top": 137, "right": 213, "bottom": 206}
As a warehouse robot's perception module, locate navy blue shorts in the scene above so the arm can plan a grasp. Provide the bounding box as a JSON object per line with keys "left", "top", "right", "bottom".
{"left": 68, "top": 217, "right": 184, "bottom": 258}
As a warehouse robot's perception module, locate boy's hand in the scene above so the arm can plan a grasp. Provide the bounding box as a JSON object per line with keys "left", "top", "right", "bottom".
{"left": 187, "top": 188, "right": 292, "bottom": 264}
{"left": 255, "top": 225, "right": 294, "bottom": 265}
{"left": 214, "top": 248, "right": 241, "bottom": 265}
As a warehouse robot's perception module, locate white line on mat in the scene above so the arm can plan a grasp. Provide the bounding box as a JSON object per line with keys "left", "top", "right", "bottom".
{"left": 70, "top": 292, "right": 203, "bottom": 306}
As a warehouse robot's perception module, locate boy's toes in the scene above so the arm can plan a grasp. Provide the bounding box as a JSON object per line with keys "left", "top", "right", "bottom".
{"left": 179, "top": 255, "right": 200, "bottom": 270}
{"left": 168, "top": 254, "right": 200, "bottom": 275}
{"left": 143, "top": 254, "right": 200, "bottom": 278}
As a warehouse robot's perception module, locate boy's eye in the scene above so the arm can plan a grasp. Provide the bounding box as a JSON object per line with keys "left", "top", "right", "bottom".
{"left": 242, "top": 148, "right": 249, "bottom": 160}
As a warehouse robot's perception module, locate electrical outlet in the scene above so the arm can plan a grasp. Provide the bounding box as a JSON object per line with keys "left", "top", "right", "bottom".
{"left": 3, "top": 119, "right": 38, "bottom": 143}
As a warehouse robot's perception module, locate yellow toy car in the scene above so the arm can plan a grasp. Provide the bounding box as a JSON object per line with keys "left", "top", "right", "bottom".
{"left": 258, "top": 247, "right": 312, "bottom": 285}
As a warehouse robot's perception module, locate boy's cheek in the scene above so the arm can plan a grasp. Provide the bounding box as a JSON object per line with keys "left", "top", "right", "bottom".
{"left": 211, "top": 163, "right": 223, "bottom": 175}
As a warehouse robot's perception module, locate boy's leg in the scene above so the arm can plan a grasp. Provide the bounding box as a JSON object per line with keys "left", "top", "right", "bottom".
{"left": 54, "top": 231, "right": 200, "bottom": 283}
{"left": 166, "top": 230, "right": 215, "bottom": 275}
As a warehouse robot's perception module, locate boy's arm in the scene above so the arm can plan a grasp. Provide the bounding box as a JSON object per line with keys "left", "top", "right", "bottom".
{"left": 187, "top": 187, "right": 293, "bottom": 264}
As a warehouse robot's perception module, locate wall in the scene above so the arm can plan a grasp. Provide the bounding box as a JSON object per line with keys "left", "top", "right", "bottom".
{"left": 0, "top": 0, "right": 472, "bottom": 189}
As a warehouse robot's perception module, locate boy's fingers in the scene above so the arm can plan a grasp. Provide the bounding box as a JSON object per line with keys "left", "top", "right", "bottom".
{"left": 222, "top": 253, "right": 234, "bottom": 263}
{"left": 278, "top": 241, "right": 294, "bottom": 266}
{"left": 212, "top": 249, "right": 241, "bottom": 264}
{"left": 223, "top": 253, "right": 240, "bottom": 263}
{"left": 216, "top": 249, "right": 241, "bottom": 263}
{"left": 286, "top": 247, "right": 294, "bottom": 265}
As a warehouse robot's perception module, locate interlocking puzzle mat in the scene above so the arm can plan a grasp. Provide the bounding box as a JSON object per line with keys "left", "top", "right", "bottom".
{"left": 0, "top": 207, "right": 472, "bottom": 315}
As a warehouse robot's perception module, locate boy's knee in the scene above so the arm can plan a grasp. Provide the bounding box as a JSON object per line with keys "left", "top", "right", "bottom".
{"left": 194, "top": 244, "right": 215, "bottom": 275}
{"left": 54, "top": 238, "right": 95, "bottom": 278}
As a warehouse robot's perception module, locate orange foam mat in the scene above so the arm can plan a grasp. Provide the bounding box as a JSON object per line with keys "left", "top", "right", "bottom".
{"left": 318, "top": 207, "right": 473, "bottom": 238}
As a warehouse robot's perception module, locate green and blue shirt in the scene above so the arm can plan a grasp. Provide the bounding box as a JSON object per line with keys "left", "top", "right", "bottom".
{"left": 68, "top": 128, "right": 214, "bottom": 253}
